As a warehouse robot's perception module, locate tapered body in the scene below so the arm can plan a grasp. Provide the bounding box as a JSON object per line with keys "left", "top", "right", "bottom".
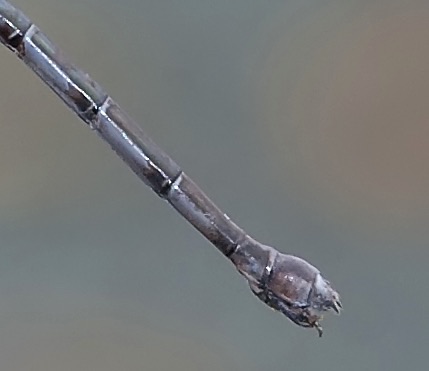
{"left": 0, "top": 0, "right": 341, "bottom": 335}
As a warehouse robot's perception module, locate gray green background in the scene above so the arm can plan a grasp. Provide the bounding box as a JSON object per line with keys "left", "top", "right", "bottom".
{"left": 0, "top": 0, "right": 428, "bottom": 370}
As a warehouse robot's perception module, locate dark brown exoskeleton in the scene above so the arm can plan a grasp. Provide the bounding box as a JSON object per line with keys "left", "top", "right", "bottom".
{"left": 230, "top": 239, "right": 342, "bottom": 336}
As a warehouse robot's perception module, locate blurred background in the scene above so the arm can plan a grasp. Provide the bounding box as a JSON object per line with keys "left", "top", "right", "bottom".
{"left": 0, "top": 0, "right": 428, "bottom": 370}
